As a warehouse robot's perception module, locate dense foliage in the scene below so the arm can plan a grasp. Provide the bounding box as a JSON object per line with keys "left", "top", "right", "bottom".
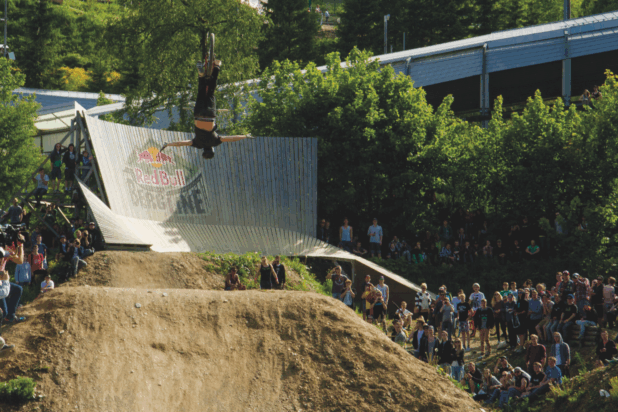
{"left": 242, "top": 50, "right": 618, "bottom": 282}
{"left": 0, "top": 59, "right": 44, "bottom": 207}
{"left": 0, "top": 376, "right": 36, "bottom": 404}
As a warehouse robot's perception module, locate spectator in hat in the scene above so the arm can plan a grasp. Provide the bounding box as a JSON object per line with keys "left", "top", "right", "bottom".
{"left": 367, "top": 218, "right": 383, "bottom": 258}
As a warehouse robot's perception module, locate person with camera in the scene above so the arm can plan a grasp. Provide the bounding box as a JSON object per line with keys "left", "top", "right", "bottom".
{"left": 1, "top": 199, "right": 23, "bottom": 225}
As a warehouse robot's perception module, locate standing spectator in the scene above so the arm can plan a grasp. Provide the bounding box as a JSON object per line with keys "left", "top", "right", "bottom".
{"left": 360, "top": 274, "right": 372, "bottom": 318}
{"left": 325, "top": 266, "right": 348, "bottom": 299}
{"left": 48, "top": 143, "right": 66, "bottom": 193}
{"left": 415, "top": 283, "right": 432, "bottom": 320}
{"left": 1, "top": 199, "right": 23, "bottom": 224}
{"left": 525, "top": 239, "right": 540, "bottom": 260}
{"left": 514, "top": 290, "right": 529, "bottom": 352}
{"left": 27, "top": 247, "right": 45, "bottom": 280}
{"left": 436, "top": 330, "right": 454, "bottom": 373}
{"left": 528, "top": 290, "right": 544, "bottom": 337}
{"left": 495, "top": 240, "right": 507, "bottom": 264}
{"left": 361, "top": 284, "right": 374, "bottom": 322}
{"left": 602, "top": 277, "right": 616, "bottom": 328}
{"left": 324, "top": 9, "right": 330, "bottom": 22}
{"left": 441, "top": 297, "right": 455, "bottom": 341}
{"left": 438, "top": 220, "right": 453, "bottom": 246}
{"left": 372, "top": 291, "right": 387, "bottom": 330}
{"left": 544, "top": 293, "right": 564, "bottom": 343}
{"left": 456, "top": 293, "right": 471, "bottom": 350}
{"left": 411, "top": 320, "right": 426, "bottom": 357}
{"left": 452, "top": 241, "right": 462, "bottom": 264}
{"left": 324, "top": 220, "right": 333, "bottom": 245}
{"left": 559, "top": 271, "right": 575, "bottom": 300}
{"left": 14, "top": 252, "right": 32, "bottom": 287}
{"left": 80, "top": 231, "right": 95, "bottom": 258}
{"left": 352, "top": 241, "right": 367, "bottom": 257}
{"left": 316, "top": 219, "right": 328, "bottom": 242}
{"left": 491, "top": 291, "right": 506, "bottom": 343}
{"left": 464, "top": 362, "right": 483, "bottom": 395}
{"left": 271, "top": 256, "right": 286, "bottom": 289}
{"left": 482, "top": 240, "right": 493, "bottom": 258}
{"left": 451, "top": 340, "right": 465, "bottom": 381}
{"left": 474, "top": 299, "right": 495, "bottom": 357}
{"left": 338, "top": 218, "right": 353, "bottom": 252}
{"left": 391, "top": 320, "right": 407, "bottom": 344}
{"left": 591, "top": 276, "right": 604, "bottom": 319}
{"left": 67, "top": 239, "right": 87, "bottom": 277}
{"left": 558, "top": 295, "right": 578, "bottom": 342}
{"left": 575, "top": 305, "right": 598, "bottom": 348}
{"left": 578, "top": 216, "right": 588, "bottom": 232}
{"left": 579, "top": 89, "right": 591, "bottom": 106}
{"left": 427, "top": 243, "right": 439, "bottom": 265}
{"left": 341, "top": 279, "right": 355, "bottom": 309}
{"left": 456, "top": 227, "right": 467, "bottom": 248}
{"left": 549, "top": 332, "right": 570, "bottom": 377}
{"left": 87, "top": 222, "right": 103, "bottom": 250}
{"left": 572, "top": 273, "right": 591, "bottom": 313}
{"left": 375, "top": 276, "right": 389, "bottom": 308}
{"left": 510, "top": 239, "right": 523, "bottom": 262}
{"left": 63, "top": 143, "right": 77, "bottom": 194}
{"left": 596, "top": 330, "right": 618, "bottom": 367}
{"left": 419, "top": 326, "right": 438, "bottom": 363}
{"left": 256, "top": 256, "right": 279, "bottom": 290}
{"left": 469, "top": 283, "right": 485, "bottom": 338}
{"left": 367, "top": 218, "right": 383, "bottom": 258}
{"left": 504, "top": 293, "right": 518, "bottom": 349}
{"left": 79, "top": 150, "right": 94, "bottom": 181}
{"left": 525, "top": 334, "right": 546, "bottom": 375}
{"left": 31, "top": 168, "right": 49, "bottom": 207}
{"left": 463, "top": 241, "right": 475, "bottom": 264}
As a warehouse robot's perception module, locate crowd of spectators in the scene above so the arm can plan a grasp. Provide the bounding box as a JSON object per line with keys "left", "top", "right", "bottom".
{"left": 318, "top": 209, "right": 595, "bottom": 268}
{"left": 325, "top": 260, "right": 618, "bottom": 408}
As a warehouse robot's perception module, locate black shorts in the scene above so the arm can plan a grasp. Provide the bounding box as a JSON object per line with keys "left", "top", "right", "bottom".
{"left": 194, "top": 67, "right": 220, "bottom": 119}
{"left": 192, "top": 127, "right": 222, "bottom": 149}
{"left": 65, "top": 168, "right": 75, "bottom": 181}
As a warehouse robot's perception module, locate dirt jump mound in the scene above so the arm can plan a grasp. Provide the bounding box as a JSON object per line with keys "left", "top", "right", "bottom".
{"left": 3, "top": 285, "right": 481, "bottom": 412}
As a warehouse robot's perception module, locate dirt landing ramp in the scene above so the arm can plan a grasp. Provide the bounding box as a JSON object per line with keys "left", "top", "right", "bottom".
{"left": 3, "top": 287, "right": 482, "bottom": 412}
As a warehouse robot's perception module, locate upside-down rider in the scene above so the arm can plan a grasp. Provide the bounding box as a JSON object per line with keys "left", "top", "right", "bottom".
{"left": 161, "top": 39, "right": 251, "bottom": 159}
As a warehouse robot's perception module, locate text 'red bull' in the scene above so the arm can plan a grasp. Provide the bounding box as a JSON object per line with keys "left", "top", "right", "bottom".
{"left": 134, "top": 168, "right": 186, "bottom": 187}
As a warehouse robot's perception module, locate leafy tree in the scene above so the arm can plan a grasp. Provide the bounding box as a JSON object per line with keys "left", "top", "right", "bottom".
{"left": 258, "top": 0, "right": 321, "bottom": 70}
{"left": 104, "top": 0, "right": 264, "bottom": 129}
{"left": 0, "top": 58, "right": 43, "bottom": 207}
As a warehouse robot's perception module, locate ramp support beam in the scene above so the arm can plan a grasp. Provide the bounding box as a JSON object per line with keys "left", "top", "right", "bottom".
{"left": 480, "top": 43, "right": 490, "bottom": 128}
{"left": 562, "top": 30, "right": 571, "bottom": 106}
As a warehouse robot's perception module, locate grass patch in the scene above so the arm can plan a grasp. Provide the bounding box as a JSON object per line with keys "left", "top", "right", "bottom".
{"left": 198, "top": 251, "right": 331, "bottom": 296}
{"left": 0, "top": 376, "right": 36, "bottom": 404}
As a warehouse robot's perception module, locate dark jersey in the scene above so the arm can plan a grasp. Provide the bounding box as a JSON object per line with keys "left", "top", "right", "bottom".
{"left": 193, "top": 126, "right": 222, "bottom": 149}
{"left": 530, "top": 372, "right": 545, "bottom": 387}
{"left": 456, "top": 302, "right": 471, "bottom": 321}
{"left": 561, "top": 303, "right": 578, "bottom": 320}
{"left": 259, "top": 264, "right": 273, "bottom": 289}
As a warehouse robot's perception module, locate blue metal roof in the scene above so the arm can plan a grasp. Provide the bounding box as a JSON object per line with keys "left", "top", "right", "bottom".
{"left": 13, "top": 88, "right": 125, "bottom": 114}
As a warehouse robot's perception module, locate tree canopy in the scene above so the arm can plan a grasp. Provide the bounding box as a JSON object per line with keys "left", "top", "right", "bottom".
{"left": 0, "top": 58, "right": 43, "bottom": 208}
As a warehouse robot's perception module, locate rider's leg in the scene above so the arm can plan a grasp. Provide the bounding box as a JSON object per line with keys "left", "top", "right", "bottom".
{"left": 194, "top": 61, "right": 221, "bottom": 132}
{"left": 161, "top": 140, "right": 193, "bottom": 151}
{"left": 220, "top": 135, "right": 253, "bottom": 143}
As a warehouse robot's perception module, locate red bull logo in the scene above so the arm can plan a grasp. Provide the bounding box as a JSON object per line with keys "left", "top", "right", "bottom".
{"left": 134, "top": 168, "right": 186, "bottom": 187}
{"left": 136, "top": 147, "right": 175, "bottom": 168}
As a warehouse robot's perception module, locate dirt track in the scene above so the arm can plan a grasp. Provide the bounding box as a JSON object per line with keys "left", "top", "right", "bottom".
{"left": 0, "top": 252, "right": 483, "bottom": 411}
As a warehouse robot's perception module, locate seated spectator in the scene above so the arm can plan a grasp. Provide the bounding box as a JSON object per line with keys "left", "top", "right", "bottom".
{"left": 66, "top": 239, "right": 87, "bottom": 278}
{"left": 427, "top": 243, "right": 439, "bottom": 265}
{"left": 464, "top": 362, "right": 483, "bottom": 394}
{"left": 526, "top": 239, "right": 540, "bottom": 260}
{"left": 473, "top": 368, "right": 501, "bottom": 402}
{"left": 352, "top": 241, "right": 367, "bottom": 257}
{"left": 439, "top": 243, "right": 455, "bottom": 266}
{"left": 596, "top": 330, "right": 618, "bottom": 367}
{"left": 400, "top": 240, "right": 412, "bottom": 263}
{"left": 0, "top": 269, "right": 25, "bottom": 323}
{"left": 493, "top": 356, "right": 514, "bottom": 375}
{"left": 484, "top": 370, "right": 512, "bottom": 405}
{"left": 592, "top": 84, "right": 602, "bottom": 100}
{"left": 38, "top": 274, "right": 54, "bottom": 297}
{"left": 495, "top": 240, "right": 507, "bottom": 265}
{"left": 341, "top": 279, "right": 355, "bottom": 309}
{"left": 438, "top": 220, "right": 453, "bottom": 246}
{"left": 482, "top": 240, "right": 493, "bottom": 258}
{"left": 498, "top": 367, "right": 529, "bottom": 408}
{"left": 31, "top": 168, "right": 49, "bottom": 207}
{"left": 394, "top": 301, "right": 412, "bottom": 328}
{"left": 558, "top": 295, "right": 578, "bottom": 342}
{"left": 510, "top": 239, "right": 522, "bottom": 262}
{"left": 452, "top": 240, "right": 462, "bottom": 264}
{"left": 386, "top": 241, "right": 399, "bottom": 259}
{"left": 55, "top": 235, "right": 68, "bottom": 261}
{"left": 575, "top": 305, "right": 598, "bottom": 348}
{"left": 411, "top": 242, "right": 424, "bottom": 264}
{"left": 79, "top": 150, "right": 94, "bottom": 181}
{"left": 80, "top": 230, "right": 95, "bottom": 257}
{"left": 224, "top": 267, "right": 245, "bottom": 290}
{"left": 463, "top": 241, "right": 475, "bottom": 264}
{"left": 391, "top": 320, "right": 407, "bottom": 344}
{"left": 87, "top": 222, "right": 103, "bottom": 250}
{"left": 522, "top": 357, "right": 561, "bottom": 402}
{"left": 521, "top": 362, "right": 546, "bottom": 401}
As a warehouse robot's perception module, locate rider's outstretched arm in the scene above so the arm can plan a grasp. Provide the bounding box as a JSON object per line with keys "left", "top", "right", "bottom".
{"left": 220, "top": 135, "right": 253, "bottom": 143}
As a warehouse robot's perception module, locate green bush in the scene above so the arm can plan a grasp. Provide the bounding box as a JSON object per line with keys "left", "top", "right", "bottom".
{"left": 0, "top": 376, "right": 36, "bottom": 404}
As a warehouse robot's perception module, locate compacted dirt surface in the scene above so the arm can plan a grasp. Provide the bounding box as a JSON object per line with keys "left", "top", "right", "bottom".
{"left": 0, "top": 252, "right": 483, "bottom": 412}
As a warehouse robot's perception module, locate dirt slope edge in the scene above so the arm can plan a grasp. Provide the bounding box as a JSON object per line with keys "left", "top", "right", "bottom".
{"left": 2, "top": 287, "right": 482, "bottom": 412}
